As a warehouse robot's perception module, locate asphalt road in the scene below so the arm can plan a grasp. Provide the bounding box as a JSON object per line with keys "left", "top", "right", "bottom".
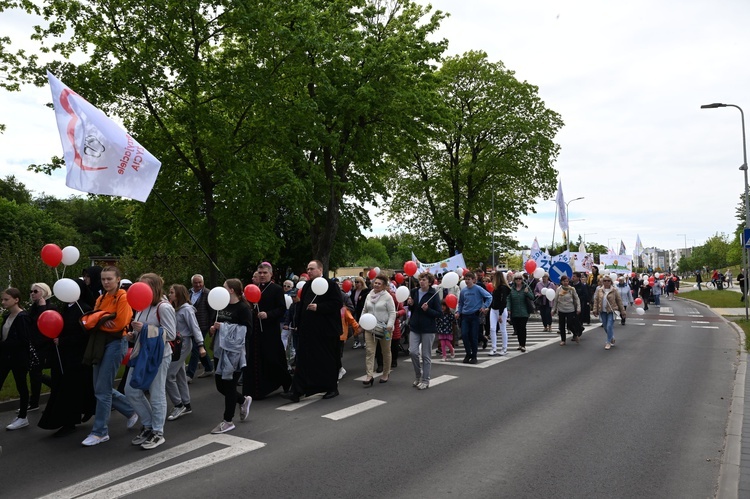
{"left": 0, "top": 299, "right": 739, "bottom": 498}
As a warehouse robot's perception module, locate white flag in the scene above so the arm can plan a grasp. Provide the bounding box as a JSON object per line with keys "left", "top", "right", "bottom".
{"left": 556, "top": 179, "right": 568, "bottom": 235}
{"left": 47, "top": 72, "right": 162, "bottom": 202}
{"left": 578, "top": 241, "right": 586, "bottom": 253}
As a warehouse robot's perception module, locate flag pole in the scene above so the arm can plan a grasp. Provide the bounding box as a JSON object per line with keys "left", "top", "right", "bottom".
{"left": 153, "top": 190, "right": 226, "bottom": 281}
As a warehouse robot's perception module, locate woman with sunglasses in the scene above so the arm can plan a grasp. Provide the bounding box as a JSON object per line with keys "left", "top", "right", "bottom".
{"left": 28, "top": 283, "right": 56, "bottom": 412}
{"left": 506, "top": 274, "right": 535, "bottom": 352}
{"left": 592, "top": 275, "right": 626, "bottom": 350}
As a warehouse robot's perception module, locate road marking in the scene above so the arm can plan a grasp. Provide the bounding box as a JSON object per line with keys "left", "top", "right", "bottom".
{"left": 688, "top": 315, "right": 704, "bottom": 318}
{"left": 322, "top": 399, "right": 387, "bottom": 421}
{"left": 276, "top": 394, "right": 323, "bottom": 411}
{"left": 693, "top": 326, "right": 719, "bottom": 329}
{"left": 428, "top": 374, "right": 458, "bottom": 386}
{"left": 659, "top": 307, "right": 673, "bottom": 314}
{"left": 40, "top": 434, "right": 264, "bottom": 499}
{"left": 653, "top": 324, "right": 676, "bottom": 327}
{"left": 658, "top": 319, "right": 676, "bottom": 322}
{"left": 691, "top": 321, "right": 710, "bottom": 324}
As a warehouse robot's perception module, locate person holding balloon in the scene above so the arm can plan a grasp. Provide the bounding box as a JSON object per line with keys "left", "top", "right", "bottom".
{"left": 533, "top": 273, "right": 556, "bottom": 332}
{"left": 28, "top": 282, "right": 57, "bottom": 412}
{"left": 124, "top": 273, "right": 176, "bottom": 450}
{"left": 243, "top": 262, "right": 292, "bottom": 400}
{"left": 208, "top": 279, "right": 253, "bottom": 434}
{"left": 506, "top": 275, "right": 535, "bottom": 352}
{"left": 406, "top": 271, "right": 442, "bottom": 389}
{"left": 282, "top": 260, "right": 343, "bottom": 402}
{"left": 38, "top": 279, "right": 94, "bottom": 437}
{"left": 81, "top": 266, "right": 138, "bottom": 447}
{"left": 359, "top": 274, "right": 397, "bottom": 385}
{"left": 1, "top": 288, "right": 33, "bottom": 430}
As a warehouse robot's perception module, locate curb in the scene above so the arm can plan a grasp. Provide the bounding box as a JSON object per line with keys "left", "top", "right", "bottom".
{"left": 718, "top": 320, "right": 745, "bottom": 499}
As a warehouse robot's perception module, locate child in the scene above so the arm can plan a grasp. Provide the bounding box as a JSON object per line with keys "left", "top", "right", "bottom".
{"left": 339, "top": 305, "right": 359, "bottom": 380}
{"left": 436, "top": 300, "right": 456, "bottom": 361}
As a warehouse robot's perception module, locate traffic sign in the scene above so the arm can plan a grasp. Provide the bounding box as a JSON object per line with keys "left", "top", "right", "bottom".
{"left": 744, "top": 228, "right": 750, "bottom": 248}
{"left": 549, "top": 262, "right": 572, "bottom": 284}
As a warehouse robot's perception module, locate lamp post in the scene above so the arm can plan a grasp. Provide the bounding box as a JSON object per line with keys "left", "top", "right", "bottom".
{"left": 565, "top": 196, "right": 584, "bottom": 253}
{"left": 583, "top": 233, "right": 597, "bottom": 245}
{"left": 701, "top": 102, "right": 749, "bottom": 319}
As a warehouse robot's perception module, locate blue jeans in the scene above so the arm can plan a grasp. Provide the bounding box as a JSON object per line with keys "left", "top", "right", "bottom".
{"left": 92, "top": 337, "right": 135, "bottom": 437}
{"left": 186, "top": 334, "right": 213, "bottom": 378}
{"left": 654, "top": 294, "right": 661, "bottom": 306}
{"left": 461, "top": 313, "right": 481, "bottom": 358}
{"left": 600, "top": 312, "right": 615, "bottom": 344}
{"left": 126, "top": 354, "right": 171, "bottom": 434}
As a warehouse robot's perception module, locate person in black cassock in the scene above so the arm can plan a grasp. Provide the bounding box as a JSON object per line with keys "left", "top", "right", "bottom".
{"left": 38, "top": 280, "right": 96, "bottom": 436}
{"left": 281, "top": 260, "right": 343, "bottom": 402}
{"left": 243, "top": 262, "right": 292, "bottom": 399}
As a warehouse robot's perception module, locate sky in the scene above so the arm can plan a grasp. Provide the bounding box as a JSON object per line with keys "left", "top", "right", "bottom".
{"left": 2, "top": 0, "right": 750, "bottom": 254}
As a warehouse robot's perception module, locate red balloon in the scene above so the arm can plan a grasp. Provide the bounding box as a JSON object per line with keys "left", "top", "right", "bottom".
{"left": 631, "top": 272, "right": 636, "bottom": 278}
{"left": 404, "top": 261, "right": 418, "bottom": 277}
{"left": 445, "top": 294, "right": 458, "bottom": 309}
{"left": 122, "top": 347, "right": 133, "bottom": 366}
{"left": 297, "top": 288, "right": 303, "bottom": 299}
{"left": 244, "top": 284, "right": 261, "bottom": 303}
{"left": 367, "top": 269, "right": 377, "bottom": 280}
{"left": 672, "top": 276, "right": 677, "bottom": 281}
{"left": 485, "top": 283, "right": 494, "bottom": 293}
{"left": 41, "top": 244, "right": 63, "bottom": 267}
{"left": 127, "top": 282, "right": 154, "bottom": 311}
{"left": 524, "top": 260, "right": 537, "bottom": 274}
{"left": 675, "top": 289, "right": 679, "bottom": 294}
{"left": 634, "top": 298, "right": 643, "bottom": 306}
{"left": 394, "top": 273, "right": 404, "bottom": 285}
{"left": 342, "top": 280, "right": 352, "bottom": 293}
{"left": 37, "top": 310, "right": 63, "bottom": 339}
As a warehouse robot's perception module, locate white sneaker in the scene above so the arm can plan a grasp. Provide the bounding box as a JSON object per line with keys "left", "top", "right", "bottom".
{"left": 167, "top": 406, "right": 186, "bottom": 421}
{"left": 211, "top": 421, "right": 235, "bottom": 434}
{"left": 127, "top": 412, "right": 139, "bottom": 429}
{"left": 141, "top": 432, "right": 165, "bottom": 450}
{"left": 240, "top": 396, "right": 252, "bottom": 422}
{"left": 82, "top": 434, "right": 109, "bottom": 446}
{"left": 338, "top": 367, "right": 346, "bottom": 380}
{"left": 488, "top": 350, "right": 497, "bottom": 356}
{"left": 417, "top": 382, "right": 430, "bottom": 390}
{"left": 6, "top": 417, "right": 28, "bottom": 430}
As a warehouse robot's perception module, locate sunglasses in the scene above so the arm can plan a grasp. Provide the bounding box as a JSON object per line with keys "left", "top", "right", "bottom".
{"left": 30, "top": 289, "right": 39, "bottom": 294}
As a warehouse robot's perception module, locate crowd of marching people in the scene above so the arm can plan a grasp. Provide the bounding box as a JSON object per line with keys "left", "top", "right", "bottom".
{"left": 0, "top": 259, "right": 700, "bottom": 449}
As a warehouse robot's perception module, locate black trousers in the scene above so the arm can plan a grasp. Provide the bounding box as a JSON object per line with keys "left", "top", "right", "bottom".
{"left": 0, "top": 363, "right": 29, "bottom": 417}
{"left": 214, "top": 363, "right": 243, "bottom": 422}
{"left": 557, "top": 312, "right": 579, "bottom": 340}
{"left": 510, "top": 317, "right": 529, "bottom": 346}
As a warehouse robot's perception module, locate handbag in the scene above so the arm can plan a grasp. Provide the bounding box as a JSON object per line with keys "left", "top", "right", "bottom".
{"left": 525, "top": 293, "right": 537, "bottom": 314}
{"left": 372, "top": 320, "right": 387, "bottom": 340}
{"left": 169, "top": 332, "right": 183, "bottom": 362}
{"left": 534, "top": 295, "right": 545, "bottom": 307}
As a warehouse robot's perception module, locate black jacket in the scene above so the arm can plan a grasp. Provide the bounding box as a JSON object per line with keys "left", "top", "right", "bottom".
{"left": 408, "top": 287, "right": 442, "bottom": 334}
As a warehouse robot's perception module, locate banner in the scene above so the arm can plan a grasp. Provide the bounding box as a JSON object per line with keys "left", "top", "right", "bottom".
{"left": 47, "top": 72, "right": 162, "bottom": 202}
{"left": 524, "top": 243, "right": 552, "bottom": 271}
{"left": 411, "top": 252, "right": 467, "bottom": 275}
{"left": 569, "top": 252, "right": 594, "bottom": 273}
{"left": 599, "top": 254, "right": 632, "bottom": 273}
{"left": 634, "top": 234, "right": 644, "bottom": 257}
{"left": 619, "top": 240, "right": 626, "bottom": 255}
{"left": 556, "top": 180, "right": 568, "bottom": 237}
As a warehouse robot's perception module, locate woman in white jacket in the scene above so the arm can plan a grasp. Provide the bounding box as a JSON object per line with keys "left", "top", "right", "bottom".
{"left": 359, "top": 275, "right": 396, "bottom": 385}
{"left": 166, "top": 284, "right": 206, "bottom": 421}
{"left": 616, "top": 277, "right": 634, "bottom": 325}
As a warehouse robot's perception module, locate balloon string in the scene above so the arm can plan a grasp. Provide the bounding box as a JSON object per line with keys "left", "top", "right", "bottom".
{"left": 254, "top": 304, "right": 263, "bottom": 332}
{"left": 61, "top": 265, "right": 66, "bottom": 279}
{"left": 54, "top": 267, "right": 60, "bottom": 281}
{"left": 55, "top": 344, "right": 64, "bottom": 375}
{"left": 75, "top": 301, "right": 84, "bottom": 314}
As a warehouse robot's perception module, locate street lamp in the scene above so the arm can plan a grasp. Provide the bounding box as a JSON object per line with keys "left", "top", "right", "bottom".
{"left": 701, "top": 102, "right": 749, "bottom": 319}
{"left": 565, "top": 196, "right": 584, "bottom": 253}
{"left": 583, "top": 233, "right": 597, "bottom": 245}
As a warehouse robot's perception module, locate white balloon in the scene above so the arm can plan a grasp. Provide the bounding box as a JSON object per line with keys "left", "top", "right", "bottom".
{"left": 636, "top": 307, "right": 645, "bottom": 315}
{"left": 455, "top": 267, "right": 465, "bottom": 277}
{"left": 208, "top": 287, "right": 230, "bottom": 311}
{"left": 459, "top": 280, "right": 467, "bottom": 290}
{"left": 533, "top": 268, "right": 545, "bottom": 279}
{"left": 53, "top": 278, "right": 80, "bottom": 303}
{"left": 61, "top": 246, "right": 80, "bottom": 266}
{"left": 545, "top": 288, "right": 556, "bottom": 300}
{"left": 296, "top": 281, "right": 305, "bottom": 290}
{"left": 311, "top": 277, "right": 329, "bottom": 296}
{"left": 359, "top": 313, "right": 377, "bottom": 330}
{"left": 395, "top": 286, "right": 410, "bottom": 302}
{"left": 441, "top": 271, "right": 459, "bottom": 288}
{"left": 609, "top": 273, "right": 618, "bottom": 281}
{"left": 373, "top": 267, "right": 381, "bottom": 275}
{"left": 284, "top": 294, "right": 293, "bottom": 309}
{"left": 654, "top": 272, "right": 660, "bottom": 278}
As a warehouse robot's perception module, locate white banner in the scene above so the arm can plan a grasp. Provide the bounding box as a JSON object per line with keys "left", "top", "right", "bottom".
{"left": 569, "top": 252, "right": 594, "bottom": 272}
{"left": 412, "top": 252, "right": 468, "bottom": 275}
{"left": 599, "top": 254, "right": 632, "bottom": 273}
{"left": 47, "top": 72, "right": 162, "bottom": 202}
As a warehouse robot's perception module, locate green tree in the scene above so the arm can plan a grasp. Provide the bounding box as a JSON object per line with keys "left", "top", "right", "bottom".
{"left": 386, "top": 51, "right": 563, "bottom": 264}
{"left": 0, "top": 175, "right": 32, "bottom": 204}
{"left": 355, "top": 237, "right": 389, "bottom": 268}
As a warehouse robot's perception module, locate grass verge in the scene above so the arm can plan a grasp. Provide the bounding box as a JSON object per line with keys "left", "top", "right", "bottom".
{"left": 679, "top": 290, "right": 745, "bottom": 308}
{"left": 737, "top": 320, "right": 750, "bottom": 352}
